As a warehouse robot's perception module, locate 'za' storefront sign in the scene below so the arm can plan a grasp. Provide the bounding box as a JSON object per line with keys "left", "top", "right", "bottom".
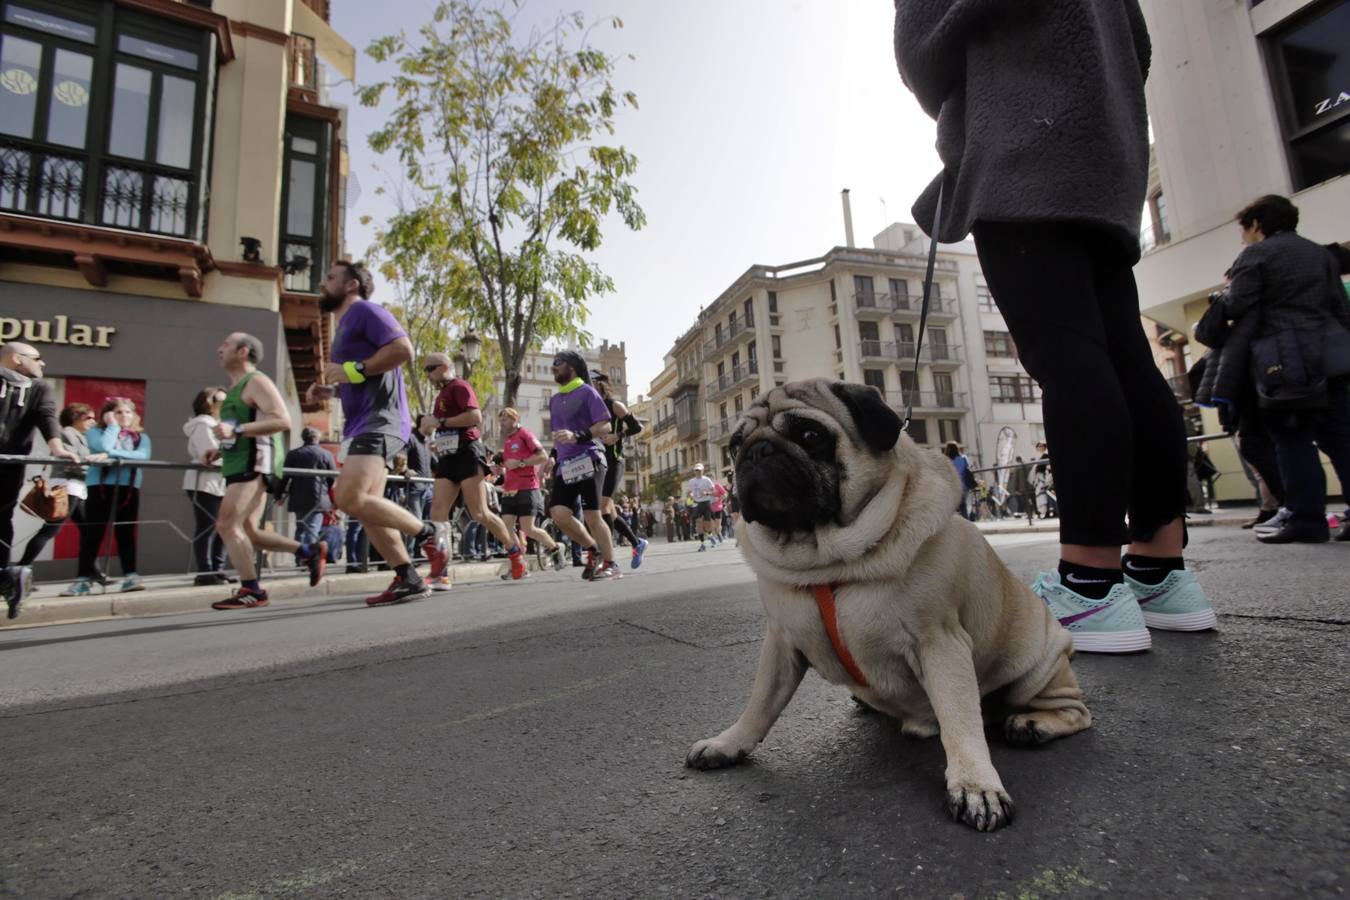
{"left": 0, "top": 315, "right": 116, "bottom": 347}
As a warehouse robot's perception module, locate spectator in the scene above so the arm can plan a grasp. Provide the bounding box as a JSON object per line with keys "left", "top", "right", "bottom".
{"left": 944, "top": 441, "right": 976, "bottom": 521}
{"left": 83, "top": 397, "right": 152, "bottom": 593}
{"left": 183, "top": 387, "right": 229, "bottom": 586}
{"left": 19, "top": 403, "right": 107, "bottom": 594}
{"left": 0, "top": 341, "right": 79, "bottom": 616}
{"left": 283, "top": 426, "right": 336, "bottom": 551}
{"left": 1220, "top": 194, "right": 1350, "bottom": 543}
{"left": 896, "top": 0, "right": 1210, "bottom": 652}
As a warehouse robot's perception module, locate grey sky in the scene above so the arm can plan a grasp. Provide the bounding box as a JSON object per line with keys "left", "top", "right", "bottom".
{"left": 329, "top": 0, "right": 940, "bottom": 397}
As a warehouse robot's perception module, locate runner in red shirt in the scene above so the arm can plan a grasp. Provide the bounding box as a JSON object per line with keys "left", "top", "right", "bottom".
{"left": 497, "top": 407, "right": 566, "bottom": 570}
{"left": 422, "top": 352, "right": 526, "bottom": 588}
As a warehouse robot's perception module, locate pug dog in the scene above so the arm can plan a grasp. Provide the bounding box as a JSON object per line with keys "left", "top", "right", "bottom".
{"left": 685, "top": 379, "right": 1091, "bottom": 832}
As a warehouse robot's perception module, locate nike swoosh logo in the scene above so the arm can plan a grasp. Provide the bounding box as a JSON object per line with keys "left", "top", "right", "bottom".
{"left": 1124, "top": 561, "right": 1158, "bottom": 572}
{"left": 1065, "top": 573, "right": 1110, "bottom": 585}
{"left": 1059, "top": 604, "right": 1112, "bottom": 626}
{"left": 1136, "top": 590, "right": 1167, "bottom": 607}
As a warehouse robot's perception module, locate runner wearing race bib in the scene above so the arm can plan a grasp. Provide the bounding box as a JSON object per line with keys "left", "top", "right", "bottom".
{"left": 684, "top": 463, "right": 721, "bottom": 551}
{"left": 497, "top": 406, "right": 566, "bottom": 571}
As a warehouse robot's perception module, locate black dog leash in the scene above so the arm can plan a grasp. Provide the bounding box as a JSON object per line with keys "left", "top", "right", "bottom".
{"left": 902, "top": 180, "right": 943, "bottom": 433}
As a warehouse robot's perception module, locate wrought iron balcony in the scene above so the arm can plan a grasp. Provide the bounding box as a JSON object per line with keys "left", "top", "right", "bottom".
{"left": 653, "top": 414, "right": 677, "bottom": 434}
{"left": 854, "top": 290, "right": 953, "bottom": 317}
{"left": 676, "top": 415, "right": 705, "bottom": 440}
{"left": 703, "top": 318, "right": 756, "bottom": 358}
{"left": 708, "top": 360, "right": 759, "bottom": 400}
{"left": 1, "top": 139, "right": 197, "bottom": 239}
{"left": 884, "top": 390, "right": 969, "bottom": 411}
{"left": 858, "top": 341, "right": 964, "bottom": 364}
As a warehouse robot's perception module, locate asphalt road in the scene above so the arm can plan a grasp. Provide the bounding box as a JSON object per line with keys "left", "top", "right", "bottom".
{"left": 0, "top": 531, "right": 1345, "bottom": 898}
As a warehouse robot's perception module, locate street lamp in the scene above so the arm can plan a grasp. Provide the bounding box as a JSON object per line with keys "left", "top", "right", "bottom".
{"left": 462, "top": 329, "right": 482, "bottom": 374}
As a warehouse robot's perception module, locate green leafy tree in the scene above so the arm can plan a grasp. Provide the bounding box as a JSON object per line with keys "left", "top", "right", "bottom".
{"left": 360, "top": 0, "right": 645, "bottom": 408}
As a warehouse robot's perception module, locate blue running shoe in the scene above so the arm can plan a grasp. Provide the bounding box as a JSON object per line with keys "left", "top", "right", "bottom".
{"left": 1031, "top": 570, "right": 1151, "bottom": 654}
{"left": 631, "top": 538, "right": 648, "bottom": 570}
{"left": 1124, "top": 568, "right": 1217, "bottom": 632}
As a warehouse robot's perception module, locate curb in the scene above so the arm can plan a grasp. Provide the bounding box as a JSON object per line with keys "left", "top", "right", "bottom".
{"left": 977, "top": 515, "right": 1248, "bottom": 536}
{"left": 4, "top": 557, "right": 534, "bottom": 630}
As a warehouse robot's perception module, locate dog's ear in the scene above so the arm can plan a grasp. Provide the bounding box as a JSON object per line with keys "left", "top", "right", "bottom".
{"left": 829, "top": 382, "right": 901, "bottom": 453}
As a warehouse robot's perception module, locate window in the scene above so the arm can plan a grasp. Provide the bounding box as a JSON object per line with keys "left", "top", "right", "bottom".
{"left": 984, "top": 330, "right": 1016, "bottom": 358}
{"left": 747, "top": 340, "right": 757, "bottom": 364}
{"left": 859, "top": 321, "right": 879, "bottom": 356}
{"left": 1264, "top": 1, "right": 1350, "bottom": 189}
{"left": 728, "top": 310, "right": 737, "bottom": 332}
{"left": 938, "top": 419, "right": 962, "bottom": 444}
{"left": 894, "top": 323, "right": 914, "bottom": 354}
{"left": 1149, "top": 190, "right": 1170, "bottom": 244}
{"left": 829, "top": 279, "right": 836, "bottom": 302}
{"left": 280, "top": 117, "right": 331, "bottom": 291}
{"left": 889, "top": 278, "right": 908, "bottom": 306}
{"left": 934, "top": 372, "right": 955, "bottom": 406}
{"left": 750, "top": 386, "right": 759, "bottom": 400}
{"left": 0, "top": 2, "right": 212, "bottom": 238}
{"left": 719, "top": 402, "right": 728, "bottom": 424}
{"left": 862, "top": 369, "right": 886, "bottom": 392}
{"left": 833, "top": 324, "right": 841, "bottom": 349}
{"left": 976, "top": 283, "right": 996, "bottom": 313}
{"left": 609, "top": 366, "right": 620, "bottom": 381}
{"left": 928, "top": 326, "right": 949, "bottom": 356}
{"left": 990, "top": 375, "right": 1041, "bottom": 402}
{"left": 853, "top": 274, "right": 874, "bottom": 303}
{"left": 771, "top": 335, "right": 782, "bottom": 359}
{"left": 768, "top": 290, "right": 777, "bottom": 313}
{"left": 907, "top": 419, "right": 928, "bottom": 444}
{"left": 744, "top": 297, "right": 754, "bottom": 327}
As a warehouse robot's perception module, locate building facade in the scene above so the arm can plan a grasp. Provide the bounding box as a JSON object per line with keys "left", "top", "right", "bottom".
{"left": 1134, "top": 0, "right": 1348, "bottom": 501}
{"left": 640, "top": 224, "right": 1048, "bottom": 493}
{"left": 1, "top": 0, "right": 355, "bottom": 574}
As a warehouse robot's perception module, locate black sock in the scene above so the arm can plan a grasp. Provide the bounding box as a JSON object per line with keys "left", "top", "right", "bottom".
{"left": 394, "top": 562, "right": 415, "bottom": 581}
{"left": 1057, "top": 560, "right": 1122, "bottom": 600}
{"left": 1121, "top": 554, "right": 1183, "bottom": 586}
{"left": 416, "top": 523, "right": 435, "bottom": 543}
{"left": 608, "top": 512, "right": 640, "bottom": 546}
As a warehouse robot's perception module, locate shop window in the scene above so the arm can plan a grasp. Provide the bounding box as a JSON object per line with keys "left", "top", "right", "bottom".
{"left": 0, "top": 1, "right": 213, "bottom": 238}
{"left": 1265, "top": 0, "right": 1350, "bottom": 189}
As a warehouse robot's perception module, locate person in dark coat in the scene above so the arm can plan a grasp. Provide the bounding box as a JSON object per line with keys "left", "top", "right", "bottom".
{"left": 1219, "top": 195, "right": 1350, "bottom": 543}
{"left": 895, "top": 0, "right": 1210, "bottom": 651}
{"left": 282, "top": 427, "right": 336, "bottom": 550}
{"left": 0, "top": 342, "right": 79, "bottom": 615}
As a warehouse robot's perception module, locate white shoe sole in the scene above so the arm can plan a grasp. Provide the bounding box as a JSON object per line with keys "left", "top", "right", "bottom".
{"left": 429, "top": 582, "right": 452, "bottom": 592}
{"left": 1070, "top": 628, "right": 1152, "bottom": 654}
{"left": 1143, "top": 609, "right": 1217, "bottom": 631}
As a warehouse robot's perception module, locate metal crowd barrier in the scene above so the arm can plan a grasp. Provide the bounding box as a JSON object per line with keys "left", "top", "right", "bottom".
{"left": 0, "top": 454, "right": 442, "bottom": 584}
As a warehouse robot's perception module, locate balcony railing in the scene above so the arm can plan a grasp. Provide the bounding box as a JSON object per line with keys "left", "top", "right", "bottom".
{"left": 853, "top": 291, "right": 952, "bottom": 315}
{"left": 652, "top": 466, "right": 680, "bottom": 482}
{"left": 0, "top": 139, "right": 197, "bottom": 239}
{"left": 708, "top": 360, "right": 759, "bottom": 399}
{"left": 884, "top": 390, "right": 969, "bottom": 410}
{"left": 653, "top": 414, "right": 677, "bottom": 434}
{"left": 858, "top": 341, "right": 964, "bottom": 364}
{"left": 703, "top": 318, "right": 756, "bottom": 357}
{"left": 676, "top": 416, "right": 705, "bottom": 440}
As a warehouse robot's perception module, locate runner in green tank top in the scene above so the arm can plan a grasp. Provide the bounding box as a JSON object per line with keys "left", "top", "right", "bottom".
{"left": 207, "top": 332, "right": 326, "bottom": 610}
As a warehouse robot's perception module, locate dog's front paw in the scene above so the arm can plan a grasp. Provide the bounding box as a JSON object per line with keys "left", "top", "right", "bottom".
{"left": 685, "top": 737, "right": 749, "bottom": 770}
{"left": 945, "top": 782, "right": 1015, "bottom": 832}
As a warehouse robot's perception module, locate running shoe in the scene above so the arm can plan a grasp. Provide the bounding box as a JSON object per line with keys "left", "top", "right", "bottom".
{"left": 591, "top": 561, "right": 622, "bottom": 581}
{"left": 365, "top": 575, "right": 431, "bottom": 607}
{"left": 1252, "top": 507, "right": 1292, "bottom": 535}
{"left": 1124, "top": 568, "right": 1217, "bottom": 632}
{"left": 60, "top": 577, "right": 93, "bottom": 597}
{"left": 423, "top": 534, "right": 449, "bottom": 581}
{"left": 211, "top": 585, "right": 269, "bottom": 610}
{"left": 508, "top": 547, "right": 527, "bottom": 580}
{"left": 428, "top": 575, "right": 452, "bottom": 592}
{"left": 306, "top": 541, "right": 328, "bottom": 587}
{"left": 631, "top": 538, "right": 649, "bottom": 570}
{"left": 121, "top": 573, "right": 144, "bottom": 593}
{"left": 1030, "top": 570, "right": 1151, "bottom": 654}
{"left": 550, "top": 545, "right": 566, "bottom": 571}
{"left": 697, "top": 543, "right": 706, "bottom": 552}
{"left": 582, "top": 548, "right": 598, "bottom": 581}
{"left": 4, "top": 565, "right": 32, "bottom": 619}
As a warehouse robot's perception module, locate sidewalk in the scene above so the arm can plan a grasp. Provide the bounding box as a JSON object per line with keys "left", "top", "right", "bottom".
{"left": 5, "top": 508, "right": 1263, "bottom": 630}
{"left": 4, "top": 555, "right": 541, "bottom": 629}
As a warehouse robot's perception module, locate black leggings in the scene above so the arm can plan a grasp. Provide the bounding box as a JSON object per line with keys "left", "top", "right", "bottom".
{"left": 972, "top": 222, "right": 1187, "bottom": 547}
{"left": 18, "top": 496, "right": 84, "bottom": 567}
{"left": 186, "top": 490, "right": 227, "bottom": 573}
{"left": 80, "top": 484, "right": 140, "bottom": 577}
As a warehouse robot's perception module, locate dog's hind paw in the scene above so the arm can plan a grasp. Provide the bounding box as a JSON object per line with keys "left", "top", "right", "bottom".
{"left": 685, "top": 738, "right": 749, "bottom": 770}
{"left": 946, "top": 784, "right": 1014, "bottom": 832}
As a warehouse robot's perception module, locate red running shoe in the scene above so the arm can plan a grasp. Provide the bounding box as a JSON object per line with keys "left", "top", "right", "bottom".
{"left": 365, "top": 575, "right": 431, "bottom": 607}
{"left": 508, "top": 547, "right": 526, "bottom": 580}
{"left": 423, "top": 534, "right": 449, "bottom": 581}
{"left": 306, "top": 541, "right": 327, "bottom": 587}
{"left": 581, "top": 548, "right": 598, "bottom": 581}
{"left": 211, "top": 585, "right": 269, "bottom": 610}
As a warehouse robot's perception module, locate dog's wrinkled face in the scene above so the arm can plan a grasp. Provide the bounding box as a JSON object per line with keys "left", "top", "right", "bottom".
{"left": 732, "top": 379, "right": 901, "bottom": 534}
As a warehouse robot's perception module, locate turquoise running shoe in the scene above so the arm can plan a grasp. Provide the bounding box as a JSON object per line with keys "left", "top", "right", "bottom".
{"left": 1124, "top": 568, "right": 1217, "bottom": 632}
{"left": 1030, "top": 570, "right": 1151, "bottom": 654}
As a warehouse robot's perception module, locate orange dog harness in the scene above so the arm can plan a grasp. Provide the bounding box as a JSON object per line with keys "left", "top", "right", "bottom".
{"left": 811, "top": 583, "right": 869, "bottom": 687}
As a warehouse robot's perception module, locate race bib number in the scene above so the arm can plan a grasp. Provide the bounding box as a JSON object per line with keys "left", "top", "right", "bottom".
{"left": 559, "top": 453, "right": 596, "bottom": 485}
{"left": 431, "top": 429, "right": 460, "bottom": 456}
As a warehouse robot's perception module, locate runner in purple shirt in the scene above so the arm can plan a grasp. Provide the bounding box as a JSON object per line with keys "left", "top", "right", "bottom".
{"left": 546, "top": 350, "right": 621, "bottom": 581}
{"left": 306, "top": 261, "right": 441, "bottom": 606}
